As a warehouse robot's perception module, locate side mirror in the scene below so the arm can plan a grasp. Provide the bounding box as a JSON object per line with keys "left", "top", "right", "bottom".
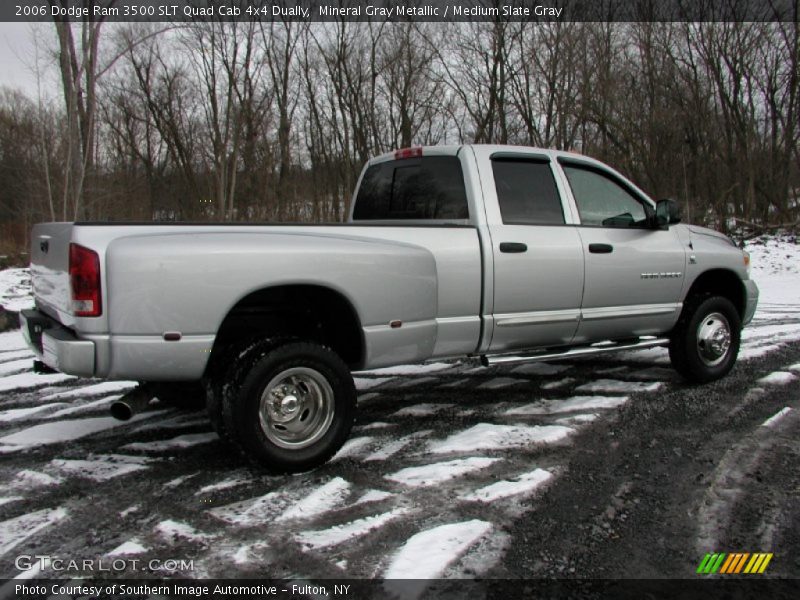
{"left": 655, "top": 199, "right": 681, "bottom": 229}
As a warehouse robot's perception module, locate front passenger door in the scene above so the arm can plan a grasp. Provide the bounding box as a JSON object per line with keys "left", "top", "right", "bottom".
{"left": 560, "top": 161, "right": 686, "bottom": 343}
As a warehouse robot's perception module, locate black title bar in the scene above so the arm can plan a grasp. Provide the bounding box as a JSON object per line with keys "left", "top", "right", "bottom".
{"left": 2, "top": 0, "right": 798, "bottom": 23}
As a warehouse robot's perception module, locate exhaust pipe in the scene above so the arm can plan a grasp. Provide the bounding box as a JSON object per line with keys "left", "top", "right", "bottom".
{"left": 110, "top": 386, "right": 156, "bottom": 421}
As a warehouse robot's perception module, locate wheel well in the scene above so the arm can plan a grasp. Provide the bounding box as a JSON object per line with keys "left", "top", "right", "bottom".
{"left": 684, "top": 269, "right": 746, "bottom": 318}
{"left": 207, "top": 285, "right": 364, "bottom": 375}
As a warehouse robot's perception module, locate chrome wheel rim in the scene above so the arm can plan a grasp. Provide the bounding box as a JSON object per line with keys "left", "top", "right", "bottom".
{"left": 696, "top": 312, "right": 732, "bottom": 367}
{"left": 258, "top": 367, "right": 334, "bottom": 449}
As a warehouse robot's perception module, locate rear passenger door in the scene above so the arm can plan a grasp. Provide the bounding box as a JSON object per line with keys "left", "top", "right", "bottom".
{"left": 485, "top": 154, "right": 585, "bottom": 352}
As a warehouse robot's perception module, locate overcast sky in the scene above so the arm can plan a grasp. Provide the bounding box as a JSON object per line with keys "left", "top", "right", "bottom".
{"left": 0, "top": 22, "right": 59, "bottom": 100}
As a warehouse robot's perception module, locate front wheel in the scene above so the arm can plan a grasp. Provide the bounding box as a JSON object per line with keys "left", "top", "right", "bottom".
{"left": 221, "top": 341, "right": 356, "bottom": 472}
{"left": 669, "top": 295, "right": 741, "bottom": 383}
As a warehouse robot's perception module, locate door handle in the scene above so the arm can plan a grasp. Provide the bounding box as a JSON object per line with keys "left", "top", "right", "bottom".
{"left": 499, "top": 242, "right": 527, "bottom": 253}
{"left": 589, "top": 243, "right": 613, "bottom": 254}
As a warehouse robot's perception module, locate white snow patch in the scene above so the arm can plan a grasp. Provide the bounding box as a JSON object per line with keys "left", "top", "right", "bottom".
{"left": 354, "top": 421, "right": 394, "bottom": 431}
{"left": 353, "top": 377, "right": 393, "bottom": 391}
{"left": 357, "top": 393, "right": 380, "bottom": 404}
{"left": 353, "top": 489, "right": 394, "bottom": 506}
{"left": 504, "top": 395, "right": 629, "bottom": 416}
{"left": 164, "top": 472, "right": 202, "bottom": 489}
{"left": 155, "top": 519, "right": 212, "bottom": 544}
{"left": 0, "top": 268, "right": 33, "bottom": 312}
{"left": 0, "top": 412, "right": 159, "bottom": 450}
{"left": 383, "top": 520, "right": 492, "bottom": 584}
{"left": 209, "top": 490, "right": 294, "bottom": 526}
{"left": 574, "top": 379, "right": 663, "bottom": 393}
{"left": 461, "top": 469, "right": 553, "bottom": 502}
{"left": 106, "top": 539, "right": 147, "bottom": 556}
{"left": 0, "top": 349, "right": 34, "bottom": 361}
{"left": 762, "top": 407, "right": 792, "bottom": 428}
{"left": 120, "top": 432, "right": 218, "bottom": 453}
{"left": 0, "top": 372, "right": 76, "bottom": 394}
{"left": 358, "top": 363, "right": 455, "bottom": 376}
{"left": 119, "top": 505, "right": 140, "bottom": 518}
{"left": 478, "top": 377, "right": 526, "bottom": 390}
{"left": 277, "top": 477, "right": 351, "bottom": 522}
{"left": 757, "top": 371, "right": 797, "bottom": 386}
{"left": 0, "top": 403, "right": 66, "bottom": 422}
{"left": 41, "top": 381, "right": 136, "bottom": 401}
{"left": 14, "top": 469, "right": 63, "bottom": 489}
{"left": 385, "top": 457, "right": 500, "bottom": 488}
{"left": 365, "top": 431, "right": 432, "bottom": 462}
{"left": 0, "top": 331, "right": 27, "bottom": 352}
{"left": 0, "top": 507, "right": 67, "bottom": 556}
{"left": 0, "top": 359, "right": 32, "bottom": 376}
{"left": 555, "top": 413, "right": 599, "bottom": 425}
{"left": 195, "top": 474, "right": 253, "bottom": 496}
{"left": 429, "top": 423, "right": 573, "bottom": 454}
{"left": 392, "top": 403, "right": 453, "bottom": 417}
{"left": 47, "top": 395, "right": 122, "bottom": 418}
{"left": 541, "top": 377, "right": 575, "bottom": 390}
{"left": 439, "top": 378, "right": 471, "bottom": 388}
{"left": 50, "top": 454, "right": 152, "bottom": 482}
{"left": 330, "top": 436, "right": 374, "bottom": 461}
{"left": 614, "top": 347, "right": 671, "bottom": 365}
{"left": 295, "top": 508, "right": 409, "bottom": 550}
{"left": 788, "top": 363, "right": 800, "bottom": 372}
{"left": 510, "top": 363, "right": 569, "bottom": 376}
{"left": 0, "top": 497, "right": 23, "bottom": 507}
{"left": 739, "top": 343, "right": 782, "bottom": 361}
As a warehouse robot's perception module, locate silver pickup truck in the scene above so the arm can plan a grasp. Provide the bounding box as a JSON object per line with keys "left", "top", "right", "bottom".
{"left": 21, "top": 145, "right": 758, "bottom": 471}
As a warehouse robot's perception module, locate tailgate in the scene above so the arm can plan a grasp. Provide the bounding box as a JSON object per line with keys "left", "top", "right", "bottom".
{"left": 30, "top": 222, "right": 74, "bottom": 322}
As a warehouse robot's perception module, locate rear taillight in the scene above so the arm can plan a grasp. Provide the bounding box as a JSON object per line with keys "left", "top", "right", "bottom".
{"left": 69, "top": 243, "right": 102, "bottom": 317}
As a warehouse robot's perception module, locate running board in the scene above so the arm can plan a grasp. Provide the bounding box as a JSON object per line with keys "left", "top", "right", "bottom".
{"left": 481, "top": 338, "right": 669, "bottom": 367}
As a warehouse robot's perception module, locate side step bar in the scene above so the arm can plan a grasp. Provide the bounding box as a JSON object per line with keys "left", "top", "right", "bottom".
{"left": 481, "top": 337, "right": 669, "bottom": 367}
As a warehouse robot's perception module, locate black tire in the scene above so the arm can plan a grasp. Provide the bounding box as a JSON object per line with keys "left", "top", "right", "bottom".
{"left": 221, "top": 341, "right": 356, "bottom": 473}
{"left": 204, "top": 338, "right": 284, "bottom": 443}
{"left": 669, "top": 295, "right": 741, "bottom": 383}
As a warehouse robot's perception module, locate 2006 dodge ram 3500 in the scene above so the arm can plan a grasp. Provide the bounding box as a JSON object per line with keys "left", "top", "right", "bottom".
{"left": 21, "top": 145, "right": 759, "bottom": 471}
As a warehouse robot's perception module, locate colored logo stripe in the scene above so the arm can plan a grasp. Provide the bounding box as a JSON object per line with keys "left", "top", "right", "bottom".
{"left": 698, "top": 552, "right": 773, "bottom": 574}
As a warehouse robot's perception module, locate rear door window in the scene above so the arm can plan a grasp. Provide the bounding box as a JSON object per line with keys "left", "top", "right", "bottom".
{"left": 491, "top": 159, "right": 565, "bottom": 225}
{"left": 353, "top": 156, "right": 469, "bottom": 220}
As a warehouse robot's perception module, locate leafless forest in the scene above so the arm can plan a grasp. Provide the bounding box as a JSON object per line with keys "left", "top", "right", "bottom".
{"left": 0, "top": 18, "right": 798, "bottom": 256}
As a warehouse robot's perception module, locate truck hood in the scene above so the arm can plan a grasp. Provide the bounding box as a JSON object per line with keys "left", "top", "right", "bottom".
{"left": 686, "top": 224, "right": 736, "bottom": 246}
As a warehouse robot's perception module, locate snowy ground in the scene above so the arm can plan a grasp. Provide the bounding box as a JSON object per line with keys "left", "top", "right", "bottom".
{"left": 0, "top": 235, "right": 798, "bottom": 586}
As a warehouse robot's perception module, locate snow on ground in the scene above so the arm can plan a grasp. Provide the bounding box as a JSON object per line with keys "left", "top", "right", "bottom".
{"left": 120, "top": 432, "right": 218, "bottom": 453}
{"left": 365, "top": 431, "right": 432, "bottom": 462}
{"left": 478, "top": 377, "right": 526, "bottom": 390}
{"left": 353, "top": 377, "right": 393, "bottom": 391}
{"left": 49, "top": 454, "right": 152, "bottom": 482}
{"left": 357, "top": 362, "right": 456, "bottom": 376}
{"left": 194, "top": 473, "right": 254, "bottom": 496}
{"left": 0, "top": 507, "right": 67, "bottom": 556}
{"left": 0, "top": 403, "right": 67, "bottom": 422}
{"left": 106, "top": 539, "right": 147, "bottom": 557}
{"left": 756, "top": 371, "right": 797, "bottom": 386}
{"left": 574, "top": 379, "right": 663, "bottom": 393}
{"left": 276, "top": 477, "right": 351, "bottom": 522}
{"left": 0, "top": 372, "right": 76, "bottom": 394}
{"left": 0, "top": 269, "right": 33, "bottom": 312}
{"left": 41, "top": 381, "right": 136, "bottom": 401}
{"left": 460, "top": 468, "right": 553, "bottom": 502}
{"left": 0, "top": 359, "right": 33, "bottom": 377}
{"left": 155, "top": 520, "right": 213, "bottom": 544}
{"left": 383, "top": 519, "right": 492, "bottom": 581}
{"left": 14, "top": 469, "right": 63, "bottom": 489}
{"left": 0, "top": 331, "right": 28, "bottom": 352}
{"left": 0, "top": 413, "right": 163, "bottom": 451}
{"left": 385, "top": 457, "right": 500, "bottom": 487}
{"left": 392, "top": 403, "right": 453, "bottom": 417}
{"left": 504, "top": 395, "right": 629, "bottom": 416}
{"left": 47, "top": 395, "right": 122, "bottom": 419}
{"left": 762, "top": 407, "right": 792, "bottom": 428}
{"left": 295, "top": 508, "right": 410, "bottom": 551}
{"left": 428, "top": 423, "right": 573, "bottom": 454}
